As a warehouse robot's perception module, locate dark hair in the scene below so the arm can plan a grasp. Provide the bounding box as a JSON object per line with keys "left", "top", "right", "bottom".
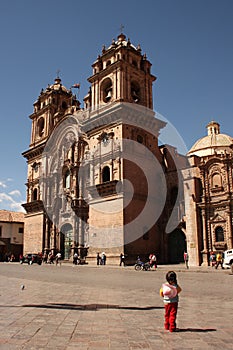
{"left": 166, "top": 271, "right": 177, "bottom": 284}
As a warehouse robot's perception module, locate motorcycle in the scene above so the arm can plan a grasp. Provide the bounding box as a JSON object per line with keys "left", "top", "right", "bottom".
{"left": 134, "top": 259, "right": 151, "bottom": 271}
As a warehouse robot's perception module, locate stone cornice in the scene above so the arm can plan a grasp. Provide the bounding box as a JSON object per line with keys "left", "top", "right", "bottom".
{"left": 22, "top": 142, "right": 46, "bottom": 160}
{"left": 22, "top": 200, "right": 44, "bottom": 214}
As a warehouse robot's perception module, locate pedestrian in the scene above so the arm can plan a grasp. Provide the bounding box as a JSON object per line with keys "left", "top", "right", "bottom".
{"left": 101, "top": 252, "right": 106, "bottom": 265}
{"left": 19, "top": 253, "right": 24, "bottom": 264}
{"left": 210, "top": 251, "right": 216, "bottom": 267}
{"left": 43, "top": 251, "right": 48, "bottom": 264}
{"left": 73, "top": 252, "right": 79, "bottom": 265}
{"left": 149, "top": 253, "right": 157, "bottom": 269}
{"left": 160, "top": 271, "right": 182, "bottom": 332}
{"left": 184, "top": 251, "right": 189, "bottom": 269}
{"left": 10, "top": 254, "right": 15, "bottom": 262}
{"left": 215, "top": 252, "right": 224, "bottom": 269}
{"left": 119, "top": 253, "right": 125, "bottom": 266}
{"left": 96, "top": 252, "right": 101, "bottom": 265}
{"left": 55, "top": 252, "right": 62, "bottom": 266}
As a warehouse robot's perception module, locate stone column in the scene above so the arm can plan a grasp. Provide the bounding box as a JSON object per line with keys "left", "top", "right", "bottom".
{"left": 90, "top": 155, "right": 94, "bottom": 186}
{"left": 201, "top": 211, "right": 209, "bottom": 266}
{"left": 44, "top": 217, "right": 50, "bottom": 253}
{"left": 226, "top": 208, "right": 233, "bottom": 249}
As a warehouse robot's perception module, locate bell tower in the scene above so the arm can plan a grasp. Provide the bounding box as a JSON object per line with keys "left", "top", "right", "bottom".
{"left": 84, "top": 33, "right": 156, "bottom": 111}
{"left": 83, "top": 33, "right": 166, "bottom": 264}
{"left": 22, "top": 76, "right": 80, "bottom": 254}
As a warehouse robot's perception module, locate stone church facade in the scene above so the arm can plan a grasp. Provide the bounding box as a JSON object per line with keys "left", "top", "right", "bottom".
{"left": 22, "top": 33, "right": 187, "bottom": 265}
{"left": 183, "top": 121, "right": 233, "bottom": 266}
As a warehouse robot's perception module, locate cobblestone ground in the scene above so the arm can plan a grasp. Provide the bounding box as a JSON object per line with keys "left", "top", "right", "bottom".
{"left": 0, "top": 262, "right": 232, "bottom": 349}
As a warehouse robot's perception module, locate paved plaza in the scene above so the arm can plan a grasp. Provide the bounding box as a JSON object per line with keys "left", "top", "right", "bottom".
{"left": 0, "top": 262, "right": 232, "bottom": 349}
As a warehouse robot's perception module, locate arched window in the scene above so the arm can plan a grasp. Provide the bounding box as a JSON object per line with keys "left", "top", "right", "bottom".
{"left": 212, "top": 173, "right": 222, "bottom": 188}
{"left": 64, "top": 170, "right": 71, "bottom": 189}
{"left": 102, "top": 166, "right": 110, "bottom": 183}
{"left": 215, "top": 226, "right": 224, "bottom": 242}
{"left": 33, "top": 188, "right": 38, "bottom": 201}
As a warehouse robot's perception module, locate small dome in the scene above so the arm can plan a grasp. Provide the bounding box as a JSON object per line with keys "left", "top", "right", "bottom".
{"left": 106, "top": 32, "right": 137, "bottom": 50}
{"left": 47, "top": 77, "right": 70, "bottom": 93}
{"left": 188, "top": 121, "right": 233, "bottom": 157}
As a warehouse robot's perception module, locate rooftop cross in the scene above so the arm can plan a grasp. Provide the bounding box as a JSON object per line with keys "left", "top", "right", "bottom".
{"left": 119, "top": 24, "right": 124, "bottom": 33}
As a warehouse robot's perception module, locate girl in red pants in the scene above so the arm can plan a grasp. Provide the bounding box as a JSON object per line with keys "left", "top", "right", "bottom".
{"left": 160, "top": 271, "right": 182, "bottom": 332}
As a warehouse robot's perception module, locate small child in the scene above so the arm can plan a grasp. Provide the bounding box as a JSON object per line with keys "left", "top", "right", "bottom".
{"left": 160, "top": 271, "right": 182, "bottom": 332}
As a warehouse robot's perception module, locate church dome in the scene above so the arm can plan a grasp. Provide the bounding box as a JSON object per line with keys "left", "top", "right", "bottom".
{"left": 188, "top": 121, "right": 233, "bottom": 157}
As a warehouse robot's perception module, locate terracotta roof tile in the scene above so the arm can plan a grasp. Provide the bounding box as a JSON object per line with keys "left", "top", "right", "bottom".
{"left": 0, "top": 210, "right": 25, "bottom": 223}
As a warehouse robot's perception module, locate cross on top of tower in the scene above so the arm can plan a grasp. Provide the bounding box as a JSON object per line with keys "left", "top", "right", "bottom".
{"left": 56, "top": 69, "right": 61, "bottom": 78}
{"left": 119, "top": 24, "right": 124, "bottom": 33}
{"left": 54, "top": 69, "right": 61, "bottom": 84}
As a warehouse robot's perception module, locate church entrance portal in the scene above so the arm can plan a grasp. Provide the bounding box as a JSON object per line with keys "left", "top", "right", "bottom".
{"left": 60, "top": 223, "right": 73, "bottom": 260}
{"left": 168, "top": 229, "right": 186, "bottom": 264}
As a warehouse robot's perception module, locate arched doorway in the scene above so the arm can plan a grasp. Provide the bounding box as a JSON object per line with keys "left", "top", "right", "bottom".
{"left": 168, "top": 229, "right": 187, "bottom": 263}
{"left": 60, "top": 223, "right": 73, "bottom": 260}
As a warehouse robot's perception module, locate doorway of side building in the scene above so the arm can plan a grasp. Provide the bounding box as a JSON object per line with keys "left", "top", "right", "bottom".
{"left": 168, "top": 229, "right": 187, "bottom": 264}
{"left": 60, "top": 223, "right": 73, "bottom": 260}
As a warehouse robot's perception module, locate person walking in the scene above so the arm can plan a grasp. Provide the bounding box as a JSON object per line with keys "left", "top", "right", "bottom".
{"left": 210, "top": 251, "right": 216, "bottom": 267}
{"left": 96, "top": 253, "right": 101, "bottom": 266}
{"left": 149, "top": 253, "right": 157, "bottom": 270}
{"left": 215, "top": 252, "right": 224, "bottom": 269}
{"left": 101, "top": 252, "right": 106, "bottom": 265}
{"left": 184, "top": 251, "right": 189, "bottom": 269}
{"left": 160, "top": 271, "right": 182, "bottom": 332}
{"left": 119, "top": 253, "right": 125, "bottom": 266}
{"left": 73, "top": 252, "right": 79, "bottom": 265}
{"left": 55, "top": 252, "right": 62, "bottom": 266}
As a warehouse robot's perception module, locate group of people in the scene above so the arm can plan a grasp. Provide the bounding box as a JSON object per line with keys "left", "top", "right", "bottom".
{"left": 210, "top": 251, "right": 224, "bottom": 269}
{"left": 3, "top": 253, "right": 16, "bottom": 262}
{"left": 42, "top": 251, "right": 62, "bottom": 265}
{"left": 96, "top": 252, "right": 106, "bottom": 265}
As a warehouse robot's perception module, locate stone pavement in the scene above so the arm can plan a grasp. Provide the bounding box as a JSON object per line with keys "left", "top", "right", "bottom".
{"left": 0, "top": 262, "right": 232, "bottom": 350}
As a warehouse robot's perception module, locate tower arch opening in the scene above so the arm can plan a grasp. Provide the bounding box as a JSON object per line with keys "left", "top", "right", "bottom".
{"left": 101, "top": 78, "right": 112, "bottom": 103}
{"left": 131, "top": 81, "right": 140, "bottom": 103}
{"left": 37, "top": 117, "right": 45, "bottom": 137}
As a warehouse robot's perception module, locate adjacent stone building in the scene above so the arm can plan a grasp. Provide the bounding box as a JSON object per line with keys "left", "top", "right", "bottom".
{"left": 22, "top": 33, "right": 187, "bottom": 264}
{"left": 0, "top": 210, "right": 24, "bottom": 261}
{"left": 183, "top": 121, "right": 233, "bottom": 266}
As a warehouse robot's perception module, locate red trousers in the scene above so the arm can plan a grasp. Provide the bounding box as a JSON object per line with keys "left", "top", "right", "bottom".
{"left": 164, "top": 302, "right": 178, "bottom": 331}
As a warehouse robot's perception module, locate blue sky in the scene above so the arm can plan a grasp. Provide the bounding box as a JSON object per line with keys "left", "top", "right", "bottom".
{"left": 0, "top": 0, "right": 233, "bottom": 212}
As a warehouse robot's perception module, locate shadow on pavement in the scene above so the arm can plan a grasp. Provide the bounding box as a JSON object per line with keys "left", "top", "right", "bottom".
{"left": 175, "top": 328, "right": 217, "bottom": 333}
{"left": 21, "top": 303, "right": 164, "bottom": 311}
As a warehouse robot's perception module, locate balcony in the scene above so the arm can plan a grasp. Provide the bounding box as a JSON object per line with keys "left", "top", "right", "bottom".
{"left": 88, "top": 180, "right": 119, "bottom": 198}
